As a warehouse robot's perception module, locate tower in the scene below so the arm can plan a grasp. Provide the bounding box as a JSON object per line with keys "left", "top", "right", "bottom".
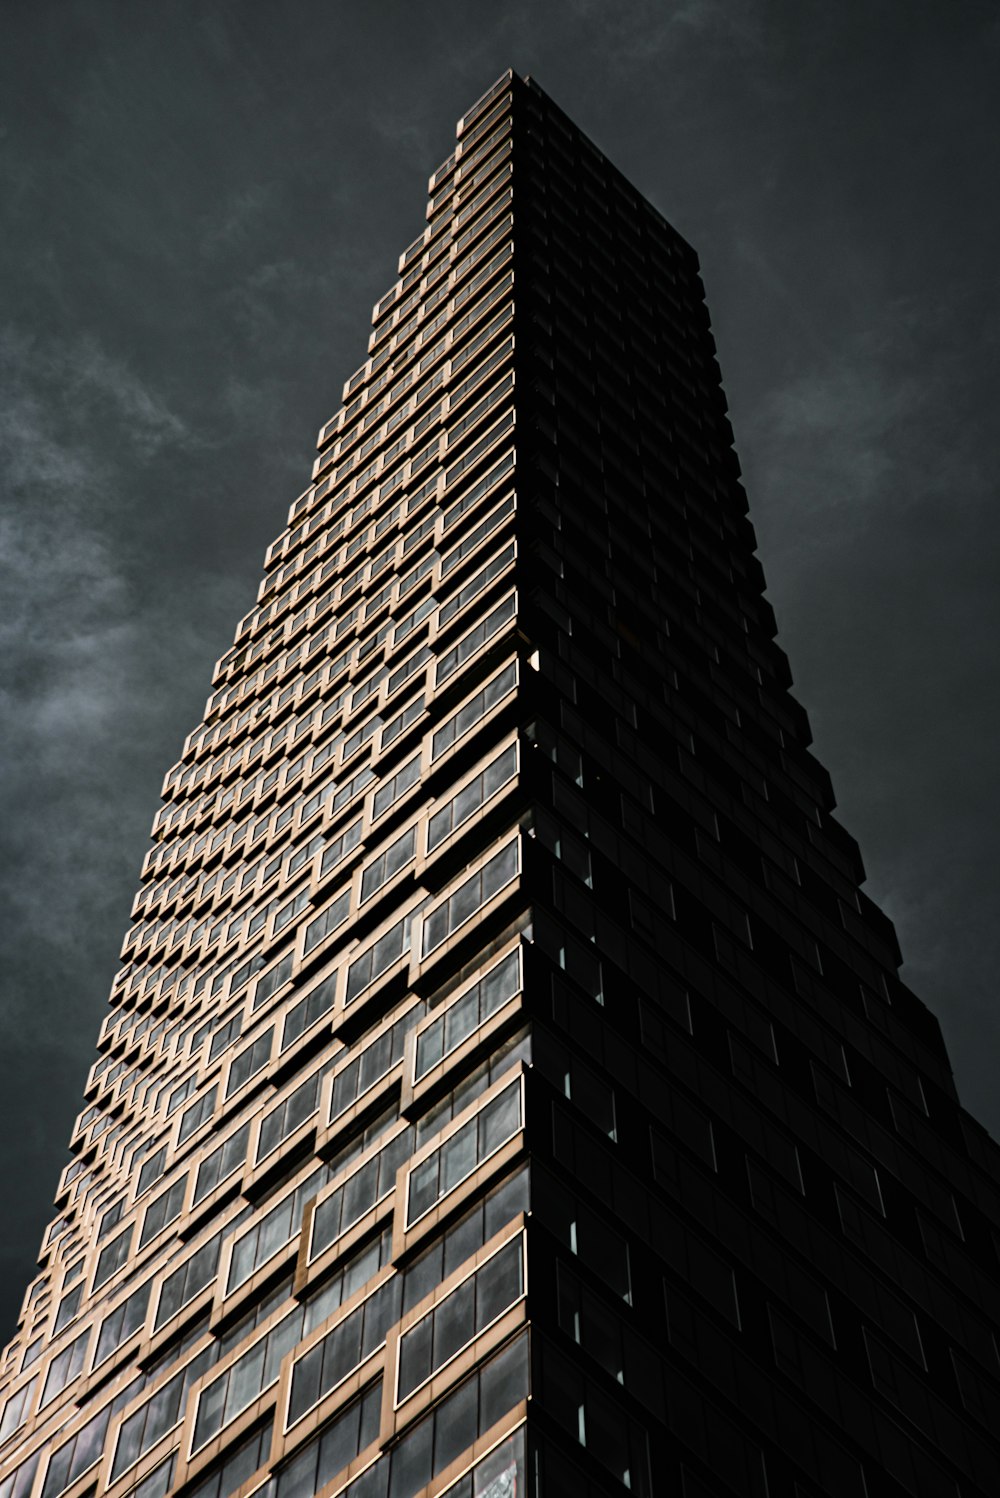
{"left": 2, "top": 68, "right": 1000, "bottom": 1498}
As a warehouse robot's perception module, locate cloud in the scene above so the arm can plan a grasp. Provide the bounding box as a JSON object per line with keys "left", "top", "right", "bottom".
{"left": 558, "top": 0, "right": 766, "bottom": 69}
{"left": 0, "top": 325, "right": 197, "bottom": 1041}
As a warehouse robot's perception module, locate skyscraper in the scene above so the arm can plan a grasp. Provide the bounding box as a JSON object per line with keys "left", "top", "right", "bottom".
{"left": 3, "top": 65, "right": 1000, "bottom": 1498}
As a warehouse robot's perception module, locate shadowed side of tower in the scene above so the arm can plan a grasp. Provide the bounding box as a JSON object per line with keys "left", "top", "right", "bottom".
{"left": 1, "top": 69, "right": 1000, "bottom": 1498}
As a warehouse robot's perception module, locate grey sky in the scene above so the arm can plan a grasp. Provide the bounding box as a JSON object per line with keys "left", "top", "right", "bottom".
{"left": 2, "top": 0, "right": 998, "bottom": 1338}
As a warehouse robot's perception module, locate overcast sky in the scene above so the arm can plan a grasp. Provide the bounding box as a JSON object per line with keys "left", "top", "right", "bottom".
{"left": 2, "top": 0, "right": 999, "bottom": 1339}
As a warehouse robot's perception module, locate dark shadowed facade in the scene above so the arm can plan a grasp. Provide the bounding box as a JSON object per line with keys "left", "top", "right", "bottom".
{"left": 2, "top": 70, "right": 1000, "bottom": 1498}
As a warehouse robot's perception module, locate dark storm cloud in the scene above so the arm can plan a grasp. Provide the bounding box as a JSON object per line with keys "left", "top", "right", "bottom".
{"left": 1, "top": 0, "right": 998, "bottom": 1337}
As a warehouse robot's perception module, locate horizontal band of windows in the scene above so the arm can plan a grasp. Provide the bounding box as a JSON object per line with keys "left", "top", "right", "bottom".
{"left": 226, "top": 1164, "right": 330, "bottom": 1296}
{"left": 427, "top": 742, "right": 518, "bottom": 856}
{"left": 435, "top": 593, "right": 517, "bottom": 688}
{"left": 307, "top": 1336, "right": 528, "bottom": 1498}
{"left": 397, "top": 1232, "right": 524, "bottom": 1404}
{"left": 440, "top": 454, "right": 515, "bottom": 544}
{"left": 437, "top": 540, "right": 515, "bottom": 630}
{"left": 266, "top": 1383, "right": 381, "bottom": 1498}
{"left": 193, "top": 1248, "right": 391, "bottom": 1467}
{"left": 431, "top": 659, "right": 518, "bottom": 763}
{"left": 191, "top": 1305, "right": 299, "bottom": 1454}
{"left": 415, "top": 1032, "right": 529, "bottom": 1153}
{"left": 444, "top": 407, "right": 513, "bottom": 491}
{"left": 40, "top": 1387, "right": 130, "bottom": 1498}
{"left": 406, "top": 1075, "right": 523, "bottom": 1228}
{"left": 415, "top": 948, "right": 521, "bottom": 1083}
{"left": 344, "top": 910, "right": 417, "bottom": 1008}
{"left": 192, "top": 1232, "right": 393, "bottom": 1464}
{"left": 286, "top": 1275, "right": 402, "bottom": 1429}
{"left": 403, "top": 1163, "right": 530, "bottom": 1321}
{"left": 330, "top": 1002, "right": 424, "bottom": 1124}
{"left": 109, "top": 1342, "right": 216, "bottom": 1484}
{"left": 422, "top": 839, "right": 520, "bottom": 959}
{"left": 309, "top": 1126, "right": 414, "bottom": 1263}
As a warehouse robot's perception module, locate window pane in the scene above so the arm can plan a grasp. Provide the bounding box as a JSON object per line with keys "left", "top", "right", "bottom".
{"left": 441, "top": 1122, "right": 478, "bottom": 1195}
{"left": 398, "top": 1315, "right": 433, "bottom": 1400}
{"left": 481, "top": 1083, "right": 520, "bottom": 1157}
{"left": 433, "top": 1277, "right": 475, "bottom": 1370}
{"left": 408, "top": 1158, "right": 439, "bottom": 1222}
{"left": 476, "top": 1241, "right": 522, "bottom": 1331}
{"left": 479, "top": 1335, "right": 528, "bottom": 1433}
{"left": 388, "top": 1414, "right": 433, "bottom": 1498}
{"left": 432, "top": 1374, "right": 478, "bottom": 1476}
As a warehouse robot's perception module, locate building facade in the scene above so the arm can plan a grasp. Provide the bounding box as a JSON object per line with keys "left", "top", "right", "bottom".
{"left": 3, "top": 70, "right": 1000, "bottom": 1498}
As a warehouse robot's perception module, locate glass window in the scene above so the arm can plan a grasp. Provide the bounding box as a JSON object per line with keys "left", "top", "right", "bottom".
{"left": 267, "top": 1385, "right": 381, "bottom": 1498}
{"left": 0, "top": 1377, "right": 36, "bottom": 1445}
{"left": 345, "top": 914, "right": 413, "bottom": 1006}
{"left": 253, "top": 952, "right": 294, "bottom": 1012}
{"left": 227, "top": 1166, "right": 328, "bottom": 1294}
{"left": 416, "top": 952, "right": 523, "bottom": 1084}
{"left": 274, "top": 885, "right": 311, "bottom": 935}
{"left": 281, "top": 973, "right": 337, "bottom": 1050}
{"left": 256, "top": 1070, "right": 322, "bottom": 1162}
{"left": 422, "top": 841, "right": 518, "bottom": 958}
{"left": 361, "top": 826, "right": 417, "bottom": 903}
{"left": 439, "top": 492, "right": 515, "bottom": 584}
{"left": 139, "top": 1177, "right": 186, "bottom": 1248}
{"left": 310, "top": 1128, "right": 413, "bottom": 1262}
{"left": 431, "top": 661, "right": 516, "bottom": 760}
{"left": 406, "top": 1079, "right": 522, "bottom": 1226}
{"left": 372, "top": 754, "right": 421, "bottom": 820}
{"left": 533, "top": 1164, "right": 631, "bottom": 1303}
{"left": 288, "top": 1278, "right": 402, "bottom": 1426}
{"left": 95, "top": 1281, "right": 151, "bottom": 1366}
{"left": 155, "top": 1233, "right": 222, "bottom": 1330}
{"left": 304, "top": 888, "right": 351, "bottom": 956}
{"left": 39, "top": 1332, "right": 88, "bottom": 1409}
{"left": 226, "top": 1028, "right": 274, "bottom": 1098}
{"left": 179, "top": 1088, "right": 217, "bottom": 1145}
{"left": 319, "top": 815, "right": 363, "bottom": 880}
{"left": 403, "top": 1166, "right": 529, "bottom": 1314}
{"left": 539, "top": 1341, "right": 651, "bottom": 1496}
{"left": 93, "top": 1226, "right": 131, "bottom": 1290}
{"left": 52, "top": 1284, "right": 82, "bottom": 1334}
{"left": 303, "top": 1229, "right": 393, "bottom": 1338}
{"left": 437, "top": 541, "right": 515, "bottom": 628}
{"left": 41, "top": 1402, "right": 115, "bottom": 1498}
{"left": 435, "top": 594, "right": 516, "bottom": 687}
{"left": 209, "top": 1011, "right": 243, "bottom": 1061}
{"left": 331, "top": 1004, "right": 423, "bottom": 1121}
{"left": 184, "top": 1421, "right": 271, "bottom": 1498}
{"left": 381, "top": 693, "right": 424, "bottom": 750}
{"left": 0, "top": 1448, "right": 40, "bottom": 1498}
{"left": 194, "top": 1307, "right": 303, "bottom": 1452}
{"left": 194, "top": 1123, "right": 251, "bottom": 1205}
{"left": 427, "top": 744, "right": 517, "bottom": 853}
{"left": 398, "top": 1236, "right": 524, "bottom": 1401}
{"left": 111, "top": 1345, "right": 215, "bottom": 1482}
{"left": 386, "top": 1335, "right": 527, "bottom": 1498}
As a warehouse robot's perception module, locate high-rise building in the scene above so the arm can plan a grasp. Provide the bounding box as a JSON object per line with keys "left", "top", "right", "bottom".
{"left": 3, "top": 68, "right": 1000, "bottom": 1498}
